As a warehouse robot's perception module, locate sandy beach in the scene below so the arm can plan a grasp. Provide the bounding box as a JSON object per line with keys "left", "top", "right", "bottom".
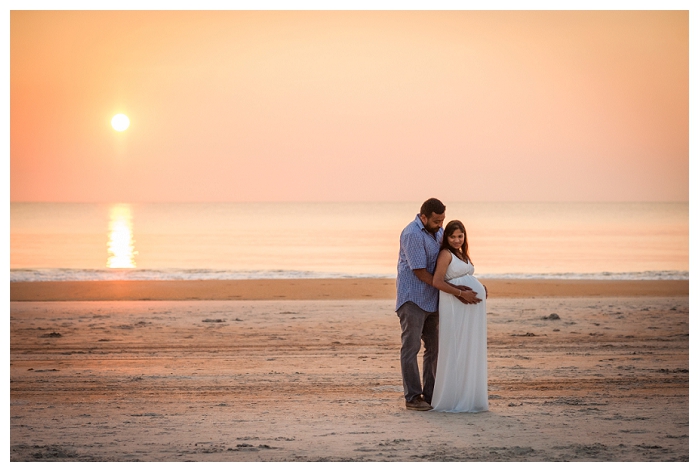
{"left": 10, "top": 279, "right": 689, "bottom": 461}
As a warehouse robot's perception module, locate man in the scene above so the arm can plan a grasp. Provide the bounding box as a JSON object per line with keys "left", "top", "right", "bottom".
{"left": 396, "top": 198, "right": 479, "bottom": 411}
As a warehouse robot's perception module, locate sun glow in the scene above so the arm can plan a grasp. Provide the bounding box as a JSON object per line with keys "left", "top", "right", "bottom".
{"left": 107, "top": 204, "right": 137, "bottom": 268}
{"left": 111, "top": 113, "right": 130, "bottom": 132}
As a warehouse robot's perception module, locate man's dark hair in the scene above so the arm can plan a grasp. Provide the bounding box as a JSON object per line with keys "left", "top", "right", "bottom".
{"left": 420, "top": 198, "right": 446, "bottom": 217}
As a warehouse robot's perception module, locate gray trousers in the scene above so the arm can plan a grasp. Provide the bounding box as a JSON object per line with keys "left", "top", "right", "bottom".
{"left": 396, "top": 301, "right": 439, "bottom": 403}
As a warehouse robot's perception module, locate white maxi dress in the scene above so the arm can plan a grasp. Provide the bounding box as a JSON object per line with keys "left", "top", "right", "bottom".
{"left": 431, "top": 252, "right": 489, "bottom": 413}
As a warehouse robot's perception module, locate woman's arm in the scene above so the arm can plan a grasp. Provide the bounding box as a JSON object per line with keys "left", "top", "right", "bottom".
{"left": 432, "top": 250, "right": 462, "bottom": 297}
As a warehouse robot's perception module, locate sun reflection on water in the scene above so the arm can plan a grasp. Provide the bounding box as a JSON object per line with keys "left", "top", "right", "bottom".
{"left": 107, "top": 204, "right": 137, "bottom": 268}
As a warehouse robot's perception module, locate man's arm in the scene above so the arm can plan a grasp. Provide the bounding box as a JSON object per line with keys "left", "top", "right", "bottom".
{"left": 413, "top": 267, "right": 480, "bottom": 305}
{"left": 412, "top": 268, "right": 434, "bottom": 287}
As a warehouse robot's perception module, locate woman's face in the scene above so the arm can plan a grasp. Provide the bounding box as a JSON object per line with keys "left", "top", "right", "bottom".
{"left": 447, "top": 228, "right": 464, "bottom": 251}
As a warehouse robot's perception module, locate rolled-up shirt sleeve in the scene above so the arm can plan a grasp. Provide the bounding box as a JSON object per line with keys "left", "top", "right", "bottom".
{"left": 402, "top": 231, "right": 427, "bottom": 271}
{"left": 396, "top": 216, "right": 442, "bottom": 312}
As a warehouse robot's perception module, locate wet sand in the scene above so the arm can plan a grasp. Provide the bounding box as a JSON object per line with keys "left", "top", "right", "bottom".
{"left": 10, "top": 280, "right": 689, "bottom": 461}
{"left": 9, "top": 278, "right": 689, "bottom": 301}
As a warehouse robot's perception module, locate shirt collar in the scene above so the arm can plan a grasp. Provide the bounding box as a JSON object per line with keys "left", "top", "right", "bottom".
{"left": 415, "top": 214, "right": 442, "bottom": 238}
{"left": 414, "top": 214, "right": 426, "bottom": 231}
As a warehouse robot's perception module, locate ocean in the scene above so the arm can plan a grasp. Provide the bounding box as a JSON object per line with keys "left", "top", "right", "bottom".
{"left": 10, "top": 202, "right": 688, "bottom": 281}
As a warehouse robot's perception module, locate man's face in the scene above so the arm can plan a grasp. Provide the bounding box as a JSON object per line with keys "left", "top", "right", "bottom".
{"left": 420, "top": 212, "right": 445, "bottom": 234}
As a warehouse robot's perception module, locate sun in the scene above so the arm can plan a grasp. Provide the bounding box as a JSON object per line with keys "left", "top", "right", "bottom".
{"left": 111, "top": 114, "right": 130, "bottom": 132}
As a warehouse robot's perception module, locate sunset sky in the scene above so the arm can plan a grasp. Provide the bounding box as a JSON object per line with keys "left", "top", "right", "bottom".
{"left": 10, "top": 10, "right": 689, "bottom": 203}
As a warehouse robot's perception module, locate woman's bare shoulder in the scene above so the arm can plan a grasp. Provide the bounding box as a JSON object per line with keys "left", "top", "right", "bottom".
{"left": 437, "top": 249, "right": 453, "bottom": 260}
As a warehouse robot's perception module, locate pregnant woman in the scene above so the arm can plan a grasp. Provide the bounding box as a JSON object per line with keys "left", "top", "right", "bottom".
{"left": 430, "top": 220, "right": 489, "bottom": 413}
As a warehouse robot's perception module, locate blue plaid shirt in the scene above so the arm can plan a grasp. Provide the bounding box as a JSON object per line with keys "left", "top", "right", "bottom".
{"left": 396, "top": 214, "right": 444, "bottom": 312}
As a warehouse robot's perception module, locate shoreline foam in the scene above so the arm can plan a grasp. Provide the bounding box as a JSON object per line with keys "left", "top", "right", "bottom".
{"left": 10, "top": 268, "right": 689, "bottom": 282}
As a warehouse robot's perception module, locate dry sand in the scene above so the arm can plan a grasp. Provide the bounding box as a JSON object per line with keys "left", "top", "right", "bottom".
{"left": 10, "top": 280, "right": 689, "bottom": 461}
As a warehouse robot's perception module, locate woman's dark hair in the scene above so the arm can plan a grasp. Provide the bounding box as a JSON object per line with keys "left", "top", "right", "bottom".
{"left": 440, "top": 220, "right": 471, "bottom": 264}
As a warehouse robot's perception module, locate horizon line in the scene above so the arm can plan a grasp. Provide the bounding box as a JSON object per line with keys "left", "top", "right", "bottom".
{"left": 9, "top": 200, "right": 691, "bottom": 204}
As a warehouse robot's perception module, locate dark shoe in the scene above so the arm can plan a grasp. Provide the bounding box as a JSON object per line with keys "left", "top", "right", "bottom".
{"left": 406, "top": 396, "right": 433, "bottom": 411}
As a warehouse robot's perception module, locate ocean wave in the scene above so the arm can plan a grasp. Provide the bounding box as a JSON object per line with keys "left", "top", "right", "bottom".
{"left": 477, "top": 271, "right": 689, "bottom": 281}
{"left": 9, "top": 268, "right": 689, "bottom": 282}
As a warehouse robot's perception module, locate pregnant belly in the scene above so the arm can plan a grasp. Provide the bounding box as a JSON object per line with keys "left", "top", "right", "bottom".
{"left": 450, "top": 274, "right": 485, "bottom": 299}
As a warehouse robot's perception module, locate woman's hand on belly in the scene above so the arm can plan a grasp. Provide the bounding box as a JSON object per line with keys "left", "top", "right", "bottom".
{"left": 453, "top": 284, "right": 482, "bottom": 304}
{"left": 457, "top": 291, "right": 482, "bottom": 304}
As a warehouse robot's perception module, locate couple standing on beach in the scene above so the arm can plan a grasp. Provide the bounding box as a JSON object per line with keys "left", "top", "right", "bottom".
{"left": 396, "top": 198, "right": 489, "bottom": 413}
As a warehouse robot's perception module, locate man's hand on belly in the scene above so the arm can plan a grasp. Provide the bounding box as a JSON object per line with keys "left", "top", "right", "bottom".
{"left": 447, "top": 282, "right": 473, "bottom": 292}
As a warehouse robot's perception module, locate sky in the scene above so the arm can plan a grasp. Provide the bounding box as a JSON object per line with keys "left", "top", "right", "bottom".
{"left": 10, "top": 10, "right": 689, "bottom": 203}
